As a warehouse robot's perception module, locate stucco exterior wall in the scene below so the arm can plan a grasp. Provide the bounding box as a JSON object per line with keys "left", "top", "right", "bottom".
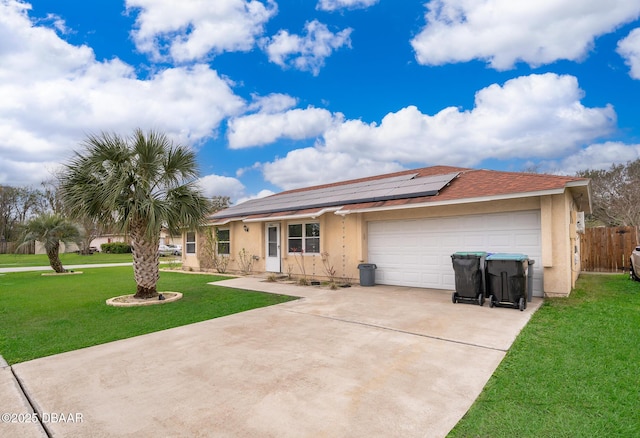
{"left": 541, "top": 191, "right": 581, "bottom": 297}
{"left": 186, "top": 190, "right": 582, "bottom": 295}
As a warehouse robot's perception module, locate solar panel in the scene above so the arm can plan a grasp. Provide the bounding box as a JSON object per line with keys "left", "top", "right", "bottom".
{"left": 213, "top": 172, "right": 459, "bottom": 218}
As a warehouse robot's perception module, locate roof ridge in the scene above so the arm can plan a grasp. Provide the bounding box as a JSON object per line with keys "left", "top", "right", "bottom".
{"left": 463, "top": 168, "right": 586, "bottom": 181}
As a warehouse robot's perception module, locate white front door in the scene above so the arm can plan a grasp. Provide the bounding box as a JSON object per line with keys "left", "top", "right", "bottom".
{"left": 265, "top": 223, "right": 281, "bottom": 272}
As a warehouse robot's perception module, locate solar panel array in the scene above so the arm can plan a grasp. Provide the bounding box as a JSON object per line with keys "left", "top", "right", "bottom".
{"left": 213, "top": 171, "right": 459, "bottom": 218}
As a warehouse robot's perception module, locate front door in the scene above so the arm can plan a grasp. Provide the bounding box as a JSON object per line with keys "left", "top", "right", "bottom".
{"left": 265, "top": 223, "right": 281, "bottom": 272}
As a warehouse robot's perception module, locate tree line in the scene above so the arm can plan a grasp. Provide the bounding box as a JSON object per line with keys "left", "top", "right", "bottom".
{"left": 576, "top": 159, "right": 640, "bottom": 227}
{"left": 0, "top": 183, "right": 58, "bottom": 251}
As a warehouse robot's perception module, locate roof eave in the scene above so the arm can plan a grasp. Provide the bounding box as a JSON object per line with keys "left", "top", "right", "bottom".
{"left": 335, "top": 188, "right": 569, "bottom": 215}
{"left": 565, "top": 179, "right": 592, "bottom": 214}
{"left": 209, "top": 217, "right": 244, "bottom": 226}
{"left": 240, "top": 207, "right": 343, "bottom": 223}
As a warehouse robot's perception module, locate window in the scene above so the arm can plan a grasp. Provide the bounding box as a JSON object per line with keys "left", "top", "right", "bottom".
{"left": 186, "top": 231, "right": 196, "bottom": 254}
{"left": 216, "top": 228, "right": 230, "bottom": 255}
{"left": 288, "top": 223, "right": 320, "bottom": 254}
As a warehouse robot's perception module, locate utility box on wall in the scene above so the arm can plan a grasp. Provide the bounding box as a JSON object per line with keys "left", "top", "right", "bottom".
{"left": 576, "top": 211, "right": 585, "bottom": 234}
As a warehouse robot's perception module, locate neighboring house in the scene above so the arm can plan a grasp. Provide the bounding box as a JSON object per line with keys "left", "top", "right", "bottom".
{"left": 36, "top": 229, "right": 181, "bottom": 255}
{"left": 90, "top": 234, "right": 127, "bottom": 250}
{"left": 91, "top": 229, "right": 180, "bottom": 250}
{"left": 182, "top": 165, "right": 591, "bottom": 297}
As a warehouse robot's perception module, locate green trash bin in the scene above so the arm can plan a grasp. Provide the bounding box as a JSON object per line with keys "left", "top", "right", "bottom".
{"left": 358, "top": 263, "right": 377, "bottom": 287}
{"left": 486, "top": 253, "right": 530, "bottom": 311}
{"left": 451, "top": 252, "right": 487, "bottom": 306}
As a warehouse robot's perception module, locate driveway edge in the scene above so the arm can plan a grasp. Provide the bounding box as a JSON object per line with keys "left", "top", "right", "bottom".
{"left": 0, "top": 355, "right": 49, "bottom": 437}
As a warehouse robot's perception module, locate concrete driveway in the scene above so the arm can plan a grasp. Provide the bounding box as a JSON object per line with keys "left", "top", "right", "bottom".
{"left": 5, "top": 277, "right": 541, "bottom": 437}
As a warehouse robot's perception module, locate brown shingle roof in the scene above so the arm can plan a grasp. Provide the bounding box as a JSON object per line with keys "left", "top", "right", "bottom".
{"left": 339, "top": 167, "right": 587, "bottom": 210}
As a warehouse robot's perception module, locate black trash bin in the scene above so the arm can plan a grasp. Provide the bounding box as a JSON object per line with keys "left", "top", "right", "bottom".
{"left": 357, "top": 263, "right": 377, "bottom": 287}
{"left": 486, "top": 253, "right": 531, "bottom": 311}
{"left": 451, "top": 252, "right": 487, "bottom": 306}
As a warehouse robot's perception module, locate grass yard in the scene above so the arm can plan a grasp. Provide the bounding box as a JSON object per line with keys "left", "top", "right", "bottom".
{"left": 449, "top": 273, "right": 640, "bottom": 437}
{"left": 0, "top": 252, "right": 139, "bottom": 267}
{"left": 0, "top": 266, "right": 296, "bottom": 364}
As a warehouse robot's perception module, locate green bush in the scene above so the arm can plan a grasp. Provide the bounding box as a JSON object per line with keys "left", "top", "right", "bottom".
{"left": 101, "top": 242, "right": 132, "bottom": 254}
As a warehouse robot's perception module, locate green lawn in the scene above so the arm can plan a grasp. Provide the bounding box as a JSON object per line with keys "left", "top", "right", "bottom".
{"left": 449, "top": 273, "right": 640, "bottom": 437}
{"left": 0, "top": 252, "right": 139, "bottom": 267}
{"left": 0, "top": 266, "right": 296, "bottom": 364}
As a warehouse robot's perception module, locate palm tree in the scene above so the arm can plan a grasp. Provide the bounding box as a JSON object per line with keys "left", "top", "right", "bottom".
{"left": 18, "top": 213, "right": 81, "bottom": 273}
{"left": 59, "top": 129, "right": 211, "bottom": 298}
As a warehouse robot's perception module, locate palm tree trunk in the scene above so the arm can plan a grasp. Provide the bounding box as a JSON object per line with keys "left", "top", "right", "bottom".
{"left": 47, "top": 243, "right": 66, "bottom": 273}
{"left": 130, "top": 222, "right": 160, "bottom": 299}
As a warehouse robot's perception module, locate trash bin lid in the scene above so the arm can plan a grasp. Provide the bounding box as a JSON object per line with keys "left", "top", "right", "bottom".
{"left": 486, "top": 253, "right": 528, "bottom": 261}
{"left": 357, "top": 263, "right": 377, "bottom": 269}
{"left": 452, "top": 251, "right": 487, "bottom": 257}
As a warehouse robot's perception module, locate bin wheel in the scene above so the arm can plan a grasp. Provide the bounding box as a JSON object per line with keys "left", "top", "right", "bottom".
{"left": 452, "top": 292, "right": 457, "bottom": 304}
{"left": 477, "top": 293, "right": 484, "bottom": 306}
{"left": 488, "top": 295, "right": 494, "bottom": 308}
{"left": 518, "top": 297, "right": 525, "bottom": 311}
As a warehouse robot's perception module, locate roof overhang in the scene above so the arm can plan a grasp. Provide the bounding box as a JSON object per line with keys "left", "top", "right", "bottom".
{"left": 209, "top": 217, "right": 239, "bottom": 226}
{"left": 242, "top": 207, "right": 342, "bottom": 223}
{"left": 209, "top": 207, "right": 342, "bottom": 225}
{"left": 565, "top": 179, "right": 592, "bottom": 214}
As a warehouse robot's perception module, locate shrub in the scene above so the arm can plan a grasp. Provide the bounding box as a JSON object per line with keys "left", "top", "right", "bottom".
{"left": 101, "top": 242, "right": 132, "bottom": 254}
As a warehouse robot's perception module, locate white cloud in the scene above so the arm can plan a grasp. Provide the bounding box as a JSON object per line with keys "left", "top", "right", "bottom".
{"left": 262, "top": 20, "right": 352, "bottom": 75}
{"left": 316, "top": 0, "right": 379, "bottom": 11}
{"left": 259, "top": 73, "right": 616, "bottom": 189}
{"left": 411, "top": 0, "right": 640, "bottom": 70}
{"left": 227, "top": 107, "right": 340, "bottom": 149}
{"left": 197, "top": 174, "right": 246, "bottom": 199}
{"left": 617, "top": 28, "right": 640, "bottom": 79}
{"left": 234, "top": 189, "right": 275, "bottom": 206}
{"left": 126, "top": 0, "right": 277, "bottom": 62}
{"left": 544, "top": 142, "right": 640, "bottom": 174}
{"left": 262, "top": 148, "right": 404, "bottom": 190}
{"left": 247, "top": 93, "right": 297, "bottom": 113}
{"left": 197, "top": 173, "right": 275, "bottom": 204}
{"left": 323, "top": 74, "right": 615, "bottom": 163}
{"left": 0, "top": 0, "right": 245, "bottom": 186}
{"left": 39, "top": 13, "right": 71, "bottom": 34}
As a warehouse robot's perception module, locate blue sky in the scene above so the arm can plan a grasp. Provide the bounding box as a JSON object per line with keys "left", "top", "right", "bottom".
{"left": 2, "top": 0, "right": 640, "bottom": 204}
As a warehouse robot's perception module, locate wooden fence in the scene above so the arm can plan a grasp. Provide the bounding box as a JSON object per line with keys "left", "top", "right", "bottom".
{"left": 0, "top": 241, "right": 34, "bottom": 254}
{"left": 580, "top": 226, "right": 640, "bottom": 272}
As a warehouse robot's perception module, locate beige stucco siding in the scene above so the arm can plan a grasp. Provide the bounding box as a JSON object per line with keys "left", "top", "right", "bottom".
{"left": 540, "top": 191, "right": 581, "bottom": 297}
{"left": 278, "top": 214, "right": 361, "bottom": 283}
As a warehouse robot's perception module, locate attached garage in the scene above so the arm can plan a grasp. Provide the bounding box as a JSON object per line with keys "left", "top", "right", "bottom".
{"left": 367, "top": 210, "right": 544, "bottom": 297}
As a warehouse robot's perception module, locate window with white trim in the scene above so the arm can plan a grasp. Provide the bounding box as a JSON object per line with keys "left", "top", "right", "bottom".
{"left": 216, "top": 228, "right": 230, "bottom": 255}
{"left": 186, "top": 231, "right": 196, "bottom": 254}
{"left": 288, "top": 223, "right": 320, "bottom": 254}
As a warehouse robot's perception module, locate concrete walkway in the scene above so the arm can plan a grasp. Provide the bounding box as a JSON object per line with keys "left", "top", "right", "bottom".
{"left": 3, "top": 276, "right": 542, "bottom": 437}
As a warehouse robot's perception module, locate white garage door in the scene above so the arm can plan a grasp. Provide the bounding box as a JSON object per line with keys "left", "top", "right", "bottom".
{"left": 367, "top": 210, "right": 543, "bottom": 296}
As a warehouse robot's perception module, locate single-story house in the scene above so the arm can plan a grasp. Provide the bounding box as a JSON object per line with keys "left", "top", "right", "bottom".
{"left": 182, "top": 165, "right": 591, "bottom": 297}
